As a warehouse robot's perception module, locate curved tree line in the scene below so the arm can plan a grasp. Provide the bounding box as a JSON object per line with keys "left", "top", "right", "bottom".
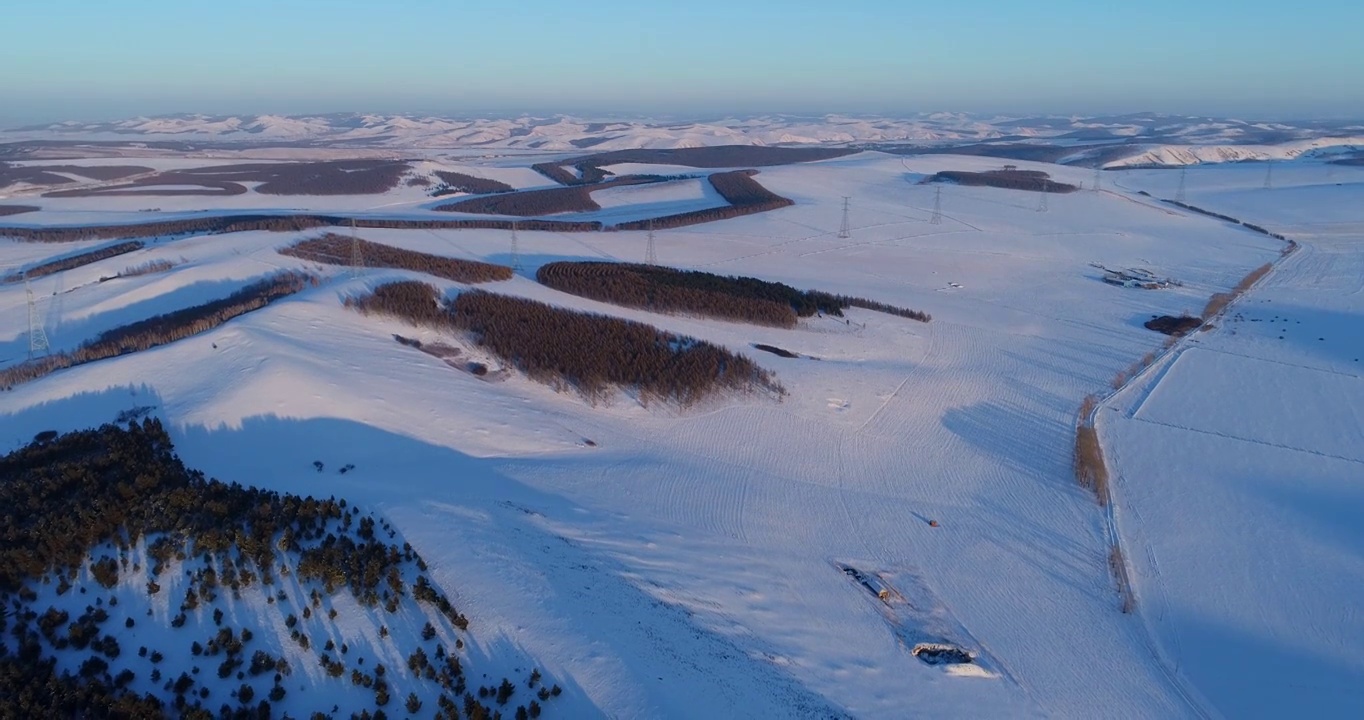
{"left": 347, "top": 281, "right": 785, "bottom": 405}
{"left": 0, "top": 272, "right": 315, "bottom": 390}
{"left": 280, "top": 234, "right": 512, "bottom": 284}
{"left": 432, "top": 171, "right": 515, "bottom": 195}
{"left": 4, "top": 241, "right": 145, "bottom": 283}
{"left": 613, "top": 170, "right": 794, "bottom": 230}
{"left": 537, "top": 262, "right": 931, "bottom": 327}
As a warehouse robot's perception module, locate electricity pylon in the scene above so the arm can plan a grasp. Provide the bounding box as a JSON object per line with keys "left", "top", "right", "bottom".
{"left": 1175, "top": 166, "right": 1187, "bottom": 203}
{"left": 838, "top": 197, "right": 851, "bottom": 239}
{"left": 349, "top": 218, "right": 363, "bottom": 278}
{"left": 1037, "top": 180, "right": 1049, "bottom": 212}
{"left": 25, "top": 273, "right": 50, "bottom": 358}
{"left": 510, "top": 221, "right": 521, "bottom": 271}
{"left": 645, "top": 219, "right": 657, "bottom": 265}
{"left": 929, "top": 186, "right": 943, "bottom": 225}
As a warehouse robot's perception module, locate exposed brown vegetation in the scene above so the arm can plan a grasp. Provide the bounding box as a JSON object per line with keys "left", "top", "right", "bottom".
{"left": 0, "top": 204, "right": 40, "bottom": 217}
{"left": 612, "top": 170, "right": 795, "bottom": 230}
{"left": 281, "top": 234, "right": 511, "bottom": 284}
{"left": 347, "top": 281, "right": 784, "bottom": 405}
{"left": 3, "top": 241, "right": 144, "bottom": 282}
{"left": 432, "top": 171, "right": 514, "bottom": 194}
{"left": 0, "top": 272, "right": 314, "bottom": 390}
{"left": 1073, "top": 425, "right": 1109, "bottom": 506}
{"left": 536, "top": 261, "right": 930, "bottom": 327}
{"left": 0, "top": 214, "right": 602, "bottom": 243}
{"left": 1110, "top": 544, "right": 1136, "bottom": 613}
{"left": 1201, "top": 263, "right": 1272, "bottom": 320}
{"left": 926, "top": 169, "right": 1079, "bottom": 193}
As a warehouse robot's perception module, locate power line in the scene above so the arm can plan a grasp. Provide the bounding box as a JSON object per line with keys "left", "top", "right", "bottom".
{"left": 1175, "top": 166, "right": 1187, "bottom": 203}
{"left": 645, "top": 219, "right": 657, "bottom": 265}
{"left": 838, "top": 196, "right": 851, "bottom": 239}
{"left": 930, "top": 186, "right": 943, "bottom": 225}
{"left": 25, "top": 273, "right": 50, "bottom": 359}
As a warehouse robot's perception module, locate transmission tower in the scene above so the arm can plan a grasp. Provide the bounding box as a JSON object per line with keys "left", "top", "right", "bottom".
{"left": 645, "top": 219, "right": 657, "bottom": 265}
{"left": 1092, "top": 165, "right": 1103, "bottom": 192}
{"left": 838, "top": 197, "right": 852, "bottom": 239}
{"left": 1036, "top": 179, "right": 1049, "bottom": 212}
{"left": 1263, "top": 161, "right": 1273, "bottom": 190}
{"left": 1175, "top": 167, "right": 1188, "bottom": 203}
{"left": 929, "top": 186, "right": 943, "bottom": 225}
{"left": 349, "top": 219, "right": 363, "bottom": 278}
{"left": 510, "top": 221, "right": 521, "bottom": 271}
{"left": 25, "top": 273, "right": 50, "bottom": 359}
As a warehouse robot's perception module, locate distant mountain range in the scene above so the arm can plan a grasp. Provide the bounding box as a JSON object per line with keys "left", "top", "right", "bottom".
{"left": 5, "top": 112, "right": 1362, "bottom": 167}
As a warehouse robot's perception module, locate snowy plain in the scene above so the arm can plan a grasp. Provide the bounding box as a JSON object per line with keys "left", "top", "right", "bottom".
{"left": 1, "top": 147, "right": 1358, "bottom": 718}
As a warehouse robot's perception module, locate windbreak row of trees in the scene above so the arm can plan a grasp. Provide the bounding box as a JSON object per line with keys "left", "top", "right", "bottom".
{"left": 0, "top": 204, "right": 40, "bottom": 217}
{"left": 3, "top": 241, "right": 144, "bottom": 282}
{"left": 280, "top": 234, "right": 512, "bottom": 284}
{"left": 0, "top": 214, "right": 603, "bottom": 243}
{"left": 613, "top": 170, "right": 795, "bottom": 230}
{"left": 432, "top": 171, "right": 514, "bottom": 195}
{"left": 0, "top": 272, "right": 315, "bottom": 390}
{"left": 927, "top": 169, "right": 1078, "bottom": 193}
{"left": 536, "top": 261, "right": 931, "bottom": 327}
{"left": 347, "top": 281, "right": 785, "bottom": 405}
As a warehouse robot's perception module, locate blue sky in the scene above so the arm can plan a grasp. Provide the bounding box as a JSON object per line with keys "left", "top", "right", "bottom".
{"left": 2, "top": 0, "right": 1361, "bottom": 125}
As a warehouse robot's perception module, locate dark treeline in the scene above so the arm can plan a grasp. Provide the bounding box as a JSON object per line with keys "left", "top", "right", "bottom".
{"left": 927, "top": 169, "right": 1079, "bottom": 193}
{"left": 0, "top": 420, "right": 486, "bottom": 718}
{"left": 281, "top": 234, "right": 511, "bottom": 284}
{"left": 1163, "top": 200, "right": 1289, "bottom": 240}
{"left": 566, "top": 145, "right": 858, "bottom": 168}
{"left": 44, "top": 160, "right": 412, "bottom": 198}
{"left": 0, "top": 204, "right": 39, "bottom": 217}
{"left": 432, "top": 171, "right": 514, "bottom": 194}
{"left": 435, "top": 175, "right": 664, "bottom": 216}
{"left": 0, "top": 272, "right": 314, "bottom": 390}
{"left": 1, "top": 163, "right": 151, "bottom": 189}
{"left": 613, "top": 171, "right": 794, "bottom": 231}
{"left": 1, "top": 214, "right": 603, "bottom": 243}
{"left": 4, "top": 241, "right": 144, "bottom": 283}
{"left": 536, "top": 262, "right": 931, "bottom": 326}
{"left": 348, "top": 281, "right": 784, "bottom": 405}
{"left": 530, "top": 161, "right": 613, "bottom": 186}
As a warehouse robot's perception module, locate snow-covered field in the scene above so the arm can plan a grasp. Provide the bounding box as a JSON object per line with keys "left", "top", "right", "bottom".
{"left": 1100, "top": 161, "right": 1364, "bottom": 718}
{"left": 2, "top": 149, "right": 1358, "bottom": 718}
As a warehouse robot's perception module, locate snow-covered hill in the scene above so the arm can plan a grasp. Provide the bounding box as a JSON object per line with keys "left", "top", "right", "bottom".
{"left": 2, "top": 151, "right": 1361, "bottom": 718}
{"left": 5, "top": 113, "right": 1361, "bottom": 167}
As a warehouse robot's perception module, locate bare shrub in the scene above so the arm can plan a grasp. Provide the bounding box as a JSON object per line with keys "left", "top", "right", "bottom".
{"left": 1078, "top": 393, "right": 1098, "bottom": 421}
{"left": 1073, "top": 425, "right": 1109, "bottom": 506}
{"left": 1110, "top": 370, "right": 1128, "bottom": 390}
{"left": 1109, "top": 544, "right": 1136, "bottom": 613}
{"left": 281, "top": 234, "right": 510, "bottom": 284}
